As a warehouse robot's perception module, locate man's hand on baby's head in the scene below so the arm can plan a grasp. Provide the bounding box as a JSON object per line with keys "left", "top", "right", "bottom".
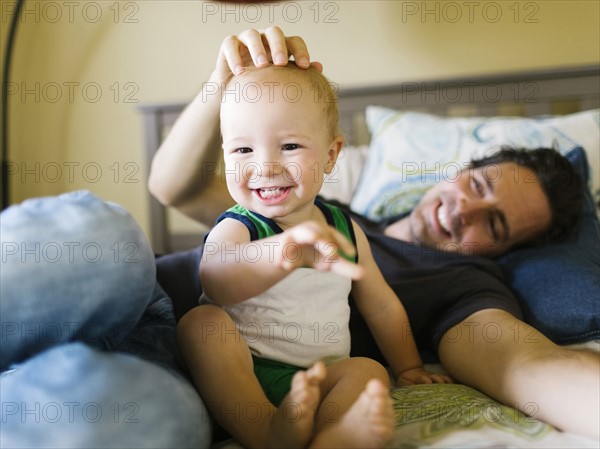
{"left": 277, "top": 221, "right": 364, "bottom": 280}
{"left": 215, "top": 27, "right": 322, "bottom": 80}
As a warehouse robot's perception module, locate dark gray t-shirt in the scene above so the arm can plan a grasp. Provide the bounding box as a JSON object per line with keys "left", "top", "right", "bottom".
{"left": 342, "top": 204, "right": 522, "bottom": 363}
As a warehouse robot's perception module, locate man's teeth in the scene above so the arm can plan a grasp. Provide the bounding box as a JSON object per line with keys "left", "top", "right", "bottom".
{"left": 437, "top": 205, "right": 450, "bottom": 234}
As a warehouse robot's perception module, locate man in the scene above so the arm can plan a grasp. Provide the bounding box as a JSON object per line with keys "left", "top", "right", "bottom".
{"left": 149, "top": 27, "right": 599, "bottom": 440}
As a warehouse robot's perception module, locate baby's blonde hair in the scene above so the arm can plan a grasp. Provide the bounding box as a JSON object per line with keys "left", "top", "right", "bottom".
{"left": 227, "top": 62, "right": 342, "bottom": 142}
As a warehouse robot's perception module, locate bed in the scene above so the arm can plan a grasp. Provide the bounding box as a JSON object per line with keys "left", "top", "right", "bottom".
{"left": 138, "top": 66, "right": 600, "bottom": 448}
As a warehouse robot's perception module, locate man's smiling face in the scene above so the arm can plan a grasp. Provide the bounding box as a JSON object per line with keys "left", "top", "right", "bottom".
{"left": 406, "top": 162, "right": 552, "bottom": 256}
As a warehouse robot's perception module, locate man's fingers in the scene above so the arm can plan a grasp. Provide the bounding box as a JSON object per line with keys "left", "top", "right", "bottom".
{"left": 310, "top": 61, "right": 324, "bottom": 73}
{"left": 219, "top": 35, "right": 245, "bottom": 76}
{"left": 236, "top": 28, "right": 270, "bottom": 68}
{"left": 262, "top": 28, "right": 313, "bottom": 69}
{"left": 219, "top": 29, "right": 269, "bottom": 76}
{"left": 283, "top": 35, "right": 312, "bottom": 68}
{"left": 263, "top": 26, "right": 290, "bottom": 66}
{"left": 218, "top": 28, "right": 315, "bottom": 76}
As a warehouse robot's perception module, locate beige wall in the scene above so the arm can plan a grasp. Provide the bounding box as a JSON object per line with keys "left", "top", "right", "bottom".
{"left": 2, "top": 0, "right": 599, "bottom": 236}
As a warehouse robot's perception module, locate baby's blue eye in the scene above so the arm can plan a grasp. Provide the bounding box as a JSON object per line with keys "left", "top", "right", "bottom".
{"left": 282, "top": 144, "right": 300, "bottom": 151}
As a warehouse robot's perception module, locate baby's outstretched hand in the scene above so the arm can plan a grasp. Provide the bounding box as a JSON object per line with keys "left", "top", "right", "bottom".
{"left": 396, "top": 367, "right": 454, "bottom": 386}
{"left": 278, "top": 221, "right": 364, "bottom": 280}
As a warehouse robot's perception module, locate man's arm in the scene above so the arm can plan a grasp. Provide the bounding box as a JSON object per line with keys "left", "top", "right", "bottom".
{"left": 148, "top": 27, "right": 318, "bottom": 225}
{"left": 148, "top": 75, "right": 232, "bottom": 225}
{"left": 439, "top": 308, "right": 600, "bottom": 439}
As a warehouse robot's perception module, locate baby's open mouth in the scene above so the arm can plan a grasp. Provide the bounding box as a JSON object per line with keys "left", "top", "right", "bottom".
{"left": 255, "top": 187, "right": 291, "bottom": 200}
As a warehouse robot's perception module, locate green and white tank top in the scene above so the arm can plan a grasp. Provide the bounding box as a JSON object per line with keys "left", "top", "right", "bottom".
{"left": 201, "top": 200, "right": 357, "bottom": 368}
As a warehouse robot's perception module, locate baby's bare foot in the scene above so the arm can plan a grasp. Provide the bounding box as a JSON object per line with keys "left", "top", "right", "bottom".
{"left": 310, "top": 379, "right": 394, "bottom": 449}
{"left": 268, "top": 362, "right": 326, "bottom": 449}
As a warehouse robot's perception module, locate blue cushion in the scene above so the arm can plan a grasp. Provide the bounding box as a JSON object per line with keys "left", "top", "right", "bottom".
{"left": 498, "top": 147, "right": 600, "bottom": 344}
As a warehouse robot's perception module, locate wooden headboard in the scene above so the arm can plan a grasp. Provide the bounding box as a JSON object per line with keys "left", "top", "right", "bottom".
{"left": 138, "top": 65, "right": 600, "bottom": 253}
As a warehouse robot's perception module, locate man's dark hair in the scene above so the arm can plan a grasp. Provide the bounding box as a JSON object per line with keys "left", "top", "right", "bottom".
{"left": 470, "top": 146, "right": 584, "bottom": 248}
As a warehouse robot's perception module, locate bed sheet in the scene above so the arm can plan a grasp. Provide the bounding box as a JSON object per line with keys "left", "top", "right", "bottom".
{"left": 211, "top": 340, "right": 599, "bottom": 448}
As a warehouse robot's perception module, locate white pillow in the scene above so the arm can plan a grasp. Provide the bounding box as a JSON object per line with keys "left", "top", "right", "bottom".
{"left": 350, "top": 107, "right": 600, "bottom": 221}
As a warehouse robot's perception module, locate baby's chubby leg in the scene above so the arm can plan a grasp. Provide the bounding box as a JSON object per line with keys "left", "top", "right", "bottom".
{"left": 178, "top": 307, "right": 394, "bottom": 448}
{"left": 310, "top": 357, "right": 395, "bottom": 449}
{"left": 177, "top": 305, "right": 327, "bottom": 449}
{"left": 178, "top": 305, "right": 266, "bottom": 447}
{"left": 268, "top": 362, "right": 326, "bottom": 449}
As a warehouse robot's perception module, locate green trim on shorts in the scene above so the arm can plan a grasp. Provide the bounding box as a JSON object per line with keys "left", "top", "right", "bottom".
{"left": 252, "top": 356, "right": 303, "bottom": 406}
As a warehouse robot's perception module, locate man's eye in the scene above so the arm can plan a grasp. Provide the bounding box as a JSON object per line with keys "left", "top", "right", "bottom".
{"left": 471, "top": 177, "right": 484, "bottom": 197}
{"left": 236, "top": 147, "right": 252, "bottom": 154}
{"left": 282, "top": 143, "right": 300, "bottom": 151}
{"left": 489, "top": 217, "right": 498, "bottom": 241}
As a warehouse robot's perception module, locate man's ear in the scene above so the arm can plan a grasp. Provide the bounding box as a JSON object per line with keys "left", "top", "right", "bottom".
{"left": 325, "top": 136, "right": 344, "bottom": 174}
